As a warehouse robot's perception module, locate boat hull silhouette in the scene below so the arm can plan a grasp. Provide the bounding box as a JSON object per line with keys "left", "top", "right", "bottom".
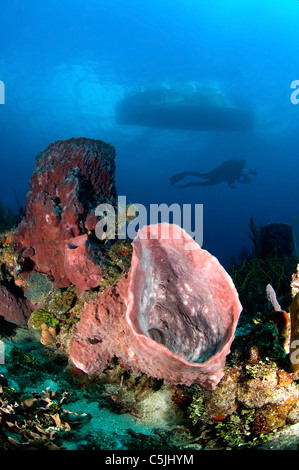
{"left": 115, "top": 88, "right": 254, "bottom": 131}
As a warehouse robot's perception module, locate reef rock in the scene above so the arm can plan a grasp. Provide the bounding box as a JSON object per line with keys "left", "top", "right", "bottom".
{"left": 70, "top": 224, "right": 242, "bottom": 389}
{"left": 0, "top": 284, "right": 31, "bottom": 326}
{"left": 13, "top": 137, "right": 117, "bottom": 288}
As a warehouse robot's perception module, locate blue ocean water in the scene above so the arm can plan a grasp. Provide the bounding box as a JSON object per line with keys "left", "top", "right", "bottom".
{"left": 0, "top": 0, "right": 299, "bottom": 263}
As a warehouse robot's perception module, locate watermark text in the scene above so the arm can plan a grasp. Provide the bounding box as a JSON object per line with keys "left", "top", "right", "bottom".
{"left": 290, "top": 80, "right": 299, "bottom": 104}
{"left": 95, "top": 196, "right": 203, "bottom": 249}
{"left": 0, "top": 80, "right": 4, "bottom": 104}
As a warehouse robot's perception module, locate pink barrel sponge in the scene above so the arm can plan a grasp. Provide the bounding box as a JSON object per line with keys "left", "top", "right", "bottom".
{"left": 64, "top": 234, "right": 104, "bottom": 293}
{"left": 70, "top": 224, "right": 242, "bottom": 389}
{"left": 13, "top": 137, "right": 116, "bottom": 288}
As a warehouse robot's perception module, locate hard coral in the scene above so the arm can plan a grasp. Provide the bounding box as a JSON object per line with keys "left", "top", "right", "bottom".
{"left": 70, "top": 224, "right": 242, "bottom": 389}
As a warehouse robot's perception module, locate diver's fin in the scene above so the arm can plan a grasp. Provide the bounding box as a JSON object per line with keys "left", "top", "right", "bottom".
{"left": 170, "top": 172, "right": 189, "bottom": 185}
{"left": 177, "top": 179, "right": 220, "bottom": 188}
{"left": 170, "top": 171, "right": 210, "bottom": 186}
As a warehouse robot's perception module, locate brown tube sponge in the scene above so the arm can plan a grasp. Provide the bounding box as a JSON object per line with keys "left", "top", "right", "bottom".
{"left": 69, "top": 224, "right": 242, "bottom": 389}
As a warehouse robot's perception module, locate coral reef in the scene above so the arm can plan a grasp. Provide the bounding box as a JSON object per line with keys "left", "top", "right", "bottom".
{"left": 2, "top": 140, "right": 299, "bottom": 450}
{"left": 29, "top": 307, "right": 61, "bottom": 332}
{"left": 0, "top": 230, "right": 21, "bottom": 283}
{"left": 187, "top": 357, "right": 299, "bottom": 449}
{"left": 70, "top": 224, "right": 242, "bottom": 389}
{"left": 229, "top": 217, "right": 297, "bottom": 316}
{"left": 27, "top": 287, "right": 96, "bottom": 350}
{"left": 24, "top": 240, "right": 133, "bottom": 349}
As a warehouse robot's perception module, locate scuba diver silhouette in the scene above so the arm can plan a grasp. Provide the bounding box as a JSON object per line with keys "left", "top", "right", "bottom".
{"left": 170, "top": 158, "right": 257, "bottom": 189}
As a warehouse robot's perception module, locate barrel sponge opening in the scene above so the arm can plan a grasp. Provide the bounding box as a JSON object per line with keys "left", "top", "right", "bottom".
{"left": 126, "top": 223, "right": 242, "bottom": 387}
